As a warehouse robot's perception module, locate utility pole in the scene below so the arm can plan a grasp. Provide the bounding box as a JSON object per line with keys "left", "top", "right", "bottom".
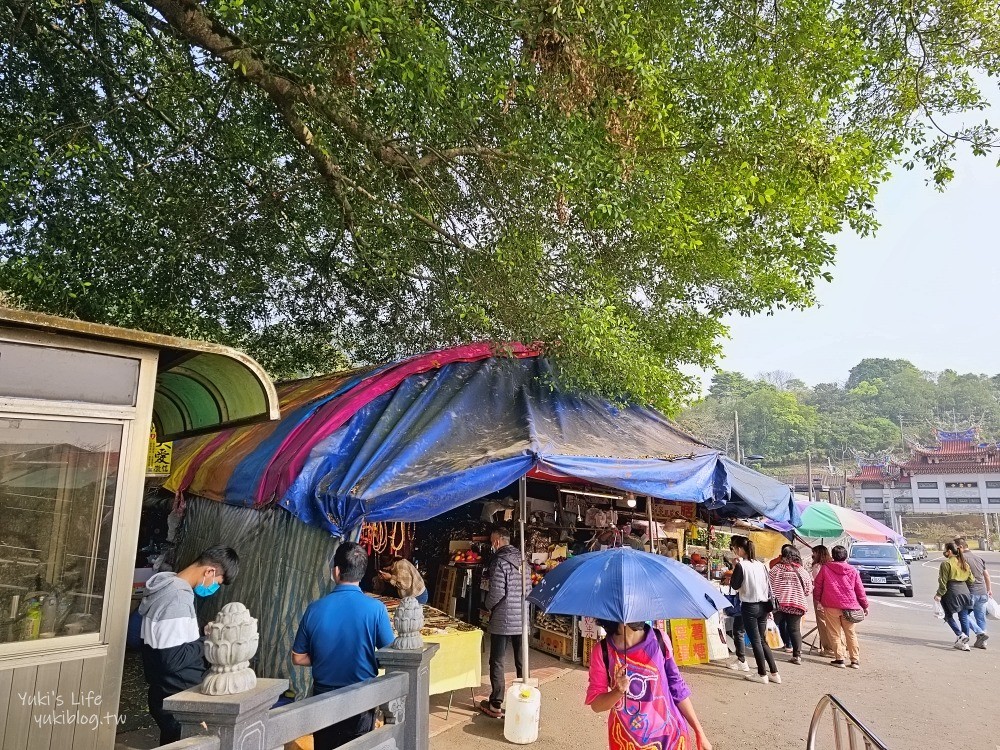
{"left": 734, "top": 411, "right": 742, "bottom": 465}
{"left": 806, "top": 451, "right": 814, "bottom": 502}
{"left": 897, "top": 416, "right": 905, "bottom": 453}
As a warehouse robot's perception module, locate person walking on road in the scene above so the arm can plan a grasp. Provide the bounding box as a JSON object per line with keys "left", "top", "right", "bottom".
{"left": 813, "top": 545, "right": 868, "bottom": 669}
{"left": 770, "top": 546, "right": 812, "bottom": 665}
{"left": 587, "top": 620, "right": 712, "bottom": 750}
{"left": 480, "top": 527, "right": 527, "bottom": 718}
{"left": 955, "top": 537, "right": 991, "bottom": 649}
{"left": 936, "top": 541, "right": 985, "bottom": 651}
{"left": 729, "top": 535, "right": 781, "bottom": 684}
{"left": 810, "top": 545, "right": 837, "bottom": 657}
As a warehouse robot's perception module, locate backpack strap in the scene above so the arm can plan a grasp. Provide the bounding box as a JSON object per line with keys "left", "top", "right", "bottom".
{"left": 601, "top": 638, "right": 612, "bottom": 684}
{"left": 652, "top": 626, "right": 668, "bottom": 661}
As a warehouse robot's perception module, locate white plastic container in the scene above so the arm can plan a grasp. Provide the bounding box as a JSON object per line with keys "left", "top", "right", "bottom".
{"left": 503, "top": 681, "right": 541, "bottom": 744}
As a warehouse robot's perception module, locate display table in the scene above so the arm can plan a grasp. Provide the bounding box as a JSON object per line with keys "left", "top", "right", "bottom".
{"left": 374, "top": 596, "right": 483, "bottom": 697}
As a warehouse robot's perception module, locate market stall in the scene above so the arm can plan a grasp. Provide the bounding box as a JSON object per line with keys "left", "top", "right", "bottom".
{"left": 162, "top": 343, "right": 800, "bottom": 693}
{"left": 374, "top": 595, "right": 483, "bottom": 698}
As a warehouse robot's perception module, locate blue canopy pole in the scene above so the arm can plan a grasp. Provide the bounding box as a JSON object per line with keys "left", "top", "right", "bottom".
{"left": 518, "top": 474, "right": 531, "bottom": 680}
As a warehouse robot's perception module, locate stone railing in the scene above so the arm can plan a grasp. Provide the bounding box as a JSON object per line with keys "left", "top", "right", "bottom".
{"left": 159, "top": 599, "right": 438, "bottom": 750}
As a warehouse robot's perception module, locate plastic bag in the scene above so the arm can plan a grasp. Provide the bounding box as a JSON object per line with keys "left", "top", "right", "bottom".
{"left": 987, "top": 597, "right": 1000, "bottom": 621}
{"left": 765, "top": 618, "right": 784, "bottom": 649}
{"left": 933, "top": 600, "right": 945, "bottom": 620}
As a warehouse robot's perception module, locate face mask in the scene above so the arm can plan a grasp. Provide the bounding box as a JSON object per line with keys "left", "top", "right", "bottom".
{"left": 194, "top": 575, "right": 221, "bottom": 598}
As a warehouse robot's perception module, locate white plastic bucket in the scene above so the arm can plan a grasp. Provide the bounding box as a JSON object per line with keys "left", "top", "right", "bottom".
{"left": 503, "top": 681, "right": 541, "bottom": 744}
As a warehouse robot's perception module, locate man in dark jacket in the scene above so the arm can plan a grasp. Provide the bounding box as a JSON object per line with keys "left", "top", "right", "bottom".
{"left": 139, "top": 546, "right": 239, "bottom": 744}
{"left": 480, "top": 528, "right": 526, "bottom": 718}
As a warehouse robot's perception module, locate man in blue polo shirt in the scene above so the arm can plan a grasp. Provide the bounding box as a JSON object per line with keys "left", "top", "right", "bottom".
{"left": 292, "top": 542, "right": 395, "bottom": 750}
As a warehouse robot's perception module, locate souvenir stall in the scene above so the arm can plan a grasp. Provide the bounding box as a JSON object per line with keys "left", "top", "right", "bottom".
{"left": 163, "top": 342, "right": 801, "bottom": 703}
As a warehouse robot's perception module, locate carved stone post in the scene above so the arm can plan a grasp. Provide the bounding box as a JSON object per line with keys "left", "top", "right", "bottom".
{"left": 202, "top": 602, "right": 259, "bottom": 695}
{"left": 164, "top": 601, "right": 286, "bottom": 750}
{"left": 392, "top": 596, "right": 425, "bottom": 650}
{"left": 377, "top": 646, "right": 438, "bottom": 750}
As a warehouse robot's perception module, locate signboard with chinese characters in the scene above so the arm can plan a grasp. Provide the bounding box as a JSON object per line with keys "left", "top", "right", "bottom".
{"left": 146, "top": 429, "right": 172, "bottom": 476}
{"left": 650, "top": 500, "right": 698, "bottom": 523}
{"left": 669, "top": 618, "right": 709, "bottom": 666}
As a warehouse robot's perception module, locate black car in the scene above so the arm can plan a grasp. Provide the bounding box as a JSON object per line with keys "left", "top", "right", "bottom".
{"left": 848, "top": 542, "right": 913, "bottom": 597}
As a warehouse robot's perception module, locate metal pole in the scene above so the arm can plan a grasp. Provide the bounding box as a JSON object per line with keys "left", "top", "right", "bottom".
{"left": 807, "top": 451, "right": 814, "bottom": 502}
{"left": 734, "top": 411, "right": 742, "bottom": 464}
{"left": 518, "top": 475, "right": 531, "bottom": 680}
{"left": 898, "top": 416, "right": 905, "bottom": 453}
{"left": 646, "top": 496, "right": 656, "bottom": 554}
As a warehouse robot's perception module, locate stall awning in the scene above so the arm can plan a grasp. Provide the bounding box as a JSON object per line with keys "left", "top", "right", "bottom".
{"left": 164, "top": 344, "right": 799, "bottom": 535}
{"left": 0, "top": 308, "right": 280, "bottom": 440}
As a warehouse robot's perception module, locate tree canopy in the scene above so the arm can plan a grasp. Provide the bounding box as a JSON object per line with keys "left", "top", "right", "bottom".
{"left": 681, "top": 361, "right": 1000, "bottom": 465}
{"left": 2, "top": 0, "right": 999, "bottom": 405}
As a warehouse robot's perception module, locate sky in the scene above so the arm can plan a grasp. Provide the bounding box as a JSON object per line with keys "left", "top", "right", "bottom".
{"left": 708, "top": 92, "right": 1000, "bottom": 389}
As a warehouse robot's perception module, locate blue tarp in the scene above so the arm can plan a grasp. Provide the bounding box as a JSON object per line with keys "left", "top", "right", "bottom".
{"left": 276, "top": 357, "right": 800, "bottom": 535}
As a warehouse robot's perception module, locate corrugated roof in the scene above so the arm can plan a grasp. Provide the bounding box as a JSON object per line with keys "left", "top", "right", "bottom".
{"left": 0, "top": 308, "right": 279, "bottom": 440}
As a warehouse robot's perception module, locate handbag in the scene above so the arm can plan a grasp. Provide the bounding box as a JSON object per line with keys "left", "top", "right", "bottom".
{"left": 843, "top": 608, "right": 866, "bottom": 624}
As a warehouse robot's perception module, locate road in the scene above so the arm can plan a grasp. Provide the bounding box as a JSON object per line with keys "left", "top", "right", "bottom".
{"left": 431, "top": 552, "right": 1000, "bottom": 750}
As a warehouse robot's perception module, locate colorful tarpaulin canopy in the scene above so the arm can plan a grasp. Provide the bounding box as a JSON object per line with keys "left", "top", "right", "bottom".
{"left": 165, "top": 344, "right": 800, "bottom": 536}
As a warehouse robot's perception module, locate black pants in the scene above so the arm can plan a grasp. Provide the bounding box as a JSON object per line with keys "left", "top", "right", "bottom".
{"left": 772, "top": 611, "right": 803, "bottom": 658}
{"left": 313, "top": 709, "right": 376, "bottom": 750}
{"left": 741, "top": 602, "right": 778, "bottom": 676}
{"left": 148, "top": 686, "right": 182, "bottom": 745}
{"left": 732, "top": 615, "right": 746, "bottom": 661}
{"left": 488, "top": 633, "right": 523, "bottom": 708}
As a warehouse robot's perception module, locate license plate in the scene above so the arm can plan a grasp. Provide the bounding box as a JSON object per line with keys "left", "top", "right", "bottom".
{"left": 871, "top": 576, "right": 887, "bottom": 584}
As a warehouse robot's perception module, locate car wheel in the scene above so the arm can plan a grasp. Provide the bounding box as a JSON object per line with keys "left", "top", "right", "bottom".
{"left": 903, "top": 588, "right": 914, "bottom": 598}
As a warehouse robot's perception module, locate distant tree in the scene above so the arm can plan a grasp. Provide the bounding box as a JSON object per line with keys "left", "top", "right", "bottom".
{"left": 759, "top": 370, "right": 798, "bottom": 391}
{"left": 708, "top": 371, "right": 758, "bottom": 401}
{"left": 846, "top": 359, "right": 920, "bottom": 390}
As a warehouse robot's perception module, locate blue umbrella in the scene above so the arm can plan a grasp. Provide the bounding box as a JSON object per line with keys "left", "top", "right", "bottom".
{"left": 526, "top": 547, "right": 731, "bottom": 622}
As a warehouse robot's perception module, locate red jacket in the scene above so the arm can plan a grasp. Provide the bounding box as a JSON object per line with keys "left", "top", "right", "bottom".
{"left": 813, "top": 561, "right": 868, "bottom": 612}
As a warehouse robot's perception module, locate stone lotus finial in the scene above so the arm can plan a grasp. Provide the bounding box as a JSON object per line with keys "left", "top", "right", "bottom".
{"left": 392, "top": 596, "right": 424, "bottom": 650}
{"left": 201, "top": 602, "right": 259, "bottom": 695}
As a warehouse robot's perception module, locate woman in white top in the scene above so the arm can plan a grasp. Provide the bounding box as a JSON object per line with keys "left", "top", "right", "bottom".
{"left": 728, "top": 535, "right": 780, "bottom": 684}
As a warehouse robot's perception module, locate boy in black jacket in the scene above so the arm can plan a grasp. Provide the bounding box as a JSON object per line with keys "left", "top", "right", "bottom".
{"left": 139, "top": 546, "right": 239, "bottom": 744}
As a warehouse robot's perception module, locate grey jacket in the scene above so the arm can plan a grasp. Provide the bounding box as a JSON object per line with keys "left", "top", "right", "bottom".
{"left": 484, "top": 545, "right": 526, "bottom": 635}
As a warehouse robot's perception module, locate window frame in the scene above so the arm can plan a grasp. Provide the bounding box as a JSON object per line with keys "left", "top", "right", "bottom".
{"left": 0, "top": 327, "right": 156, "bottom": 663}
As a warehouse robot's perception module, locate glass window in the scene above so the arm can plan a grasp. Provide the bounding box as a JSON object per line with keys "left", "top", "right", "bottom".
{"left": 860, "top": 482, "right": 883, "bottom": 489}
{"left": 917, "top": 482, "right": 938, "bottom": 489}
{"left": 987, "top": 481, "right": 1000, "bottom": 489}
{"left": 945, "top": 481, "right": 977, "bottom": 489}
{"left": 989, "top": 498, "right": 1000, "bottom": 504}
{"left": 0, "top": 417, "right": 122, "bottom": 644}
{"left": 896, "top": 497, "right": 913, "bottom": 504}
{"left": 947, "top": 497, "right": 982, "bottom": 504}
{"left": 919, "top": 497, "right": 941, "bottom": 504}
{"left": 0, "top": 341, "right": 138, "bottom": 406}
{"left": 850, "top": 545, "right": 900, "bottom": 560}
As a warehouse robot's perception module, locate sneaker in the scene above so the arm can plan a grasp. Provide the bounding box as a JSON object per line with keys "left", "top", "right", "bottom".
{"left": 769, "top": 672, "right": 782, "bottom": 684}
{"left": 830, "top": 659, "right": 846, "bottom": 668}
{"left": 962, "top": 641, "right": 972, "bottom": 652}
{"left": 954, "top": 637, "right": 968, "bottom": 650}
{"left": 478, "top": 700, "right": 504, "bottom": 719}
{"left": 848, "top": 662, "right": 860, "bottom": 670}
{"left": 745, "top": 673, "right": 768, "bottom": 684}
{"left": 790, "top": 656, "right": 802, "bottom": 665}
{"left": 781, "top": 646, "right": 792, "bottom": 653}
{"left": 727, "top": 659, "right": 750, "bottom": 672}
{"left": 974, "top": 633, "right": 989, "bottom": 649}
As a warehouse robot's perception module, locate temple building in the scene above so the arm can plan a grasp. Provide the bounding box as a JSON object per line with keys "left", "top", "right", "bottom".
{"left": 848, "top": 428, "right": 1000, "bottom": 533}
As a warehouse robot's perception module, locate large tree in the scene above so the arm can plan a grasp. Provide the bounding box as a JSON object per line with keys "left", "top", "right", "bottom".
{"left": 1, "top": 0, "right": 998, "bottom": 405}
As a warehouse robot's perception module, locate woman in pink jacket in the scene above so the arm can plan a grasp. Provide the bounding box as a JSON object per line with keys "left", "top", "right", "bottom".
{"left": 812, "top": 545, "right": 869, "bottom": 669}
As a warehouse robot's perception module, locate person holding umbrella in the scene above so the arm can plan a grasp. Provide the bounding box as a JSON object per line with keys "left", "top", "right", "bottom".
{"left": 527, "top": 546, "right": 727, "bottom": 750}
{"left": 586, "top": 620, "right": 712, "bottom": 750}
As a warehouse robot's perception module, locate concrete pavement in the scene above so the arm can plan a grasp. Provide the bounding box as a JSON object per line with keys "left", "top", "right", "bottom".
{"left": 431, "top": 552, "right": 1000, "bottom": 750}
